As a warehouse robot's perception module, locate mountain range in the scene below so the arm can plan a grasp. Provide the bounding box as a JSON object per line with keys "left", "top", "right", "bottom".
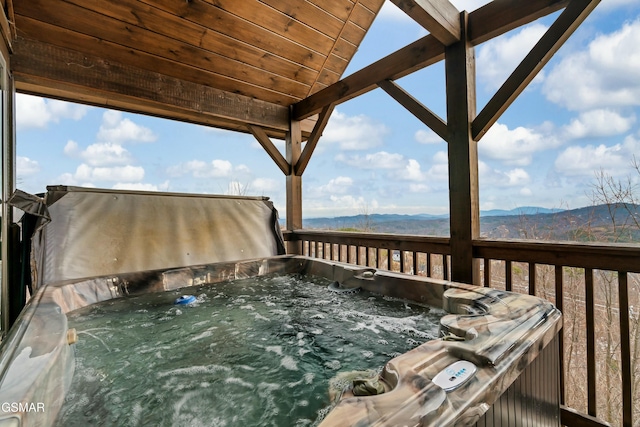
{"left": 295, "top": 204, "right": 640, "bottom": 242}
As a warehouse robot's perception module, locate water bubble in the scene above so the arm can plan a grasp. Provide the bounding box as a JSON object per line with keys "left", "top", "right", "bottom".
{"left": 280, "top": 356, "right": 298, "bottom": 371}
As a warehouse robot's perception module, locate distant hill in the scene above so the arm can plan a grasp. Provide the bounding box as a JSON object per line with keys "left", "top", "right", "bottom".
{"left": 480, "top": 206, "right": 564, "bottom": 217}
{"left": 297, "top": 204, "right": 640, "bottom": 243}
{"left": 301, "top": 206, "right": 562, "bottom": 231}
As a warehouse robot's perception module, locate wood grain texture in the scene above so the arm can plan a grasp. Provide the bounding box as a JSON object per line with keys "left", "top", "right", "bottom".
{"left": 13, "top": 0, "right": 386, "bottom": 108}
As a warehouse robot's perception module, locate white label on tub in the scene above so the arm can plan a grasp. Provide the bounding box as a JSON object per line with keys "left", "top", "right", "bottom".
{"left": 432, "top": 360, "right": 477, "bottom": 392}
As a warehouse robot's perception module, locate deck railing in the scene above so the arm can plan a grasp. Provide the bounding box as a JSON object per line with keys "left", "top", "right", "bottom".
{"left": 284, "top": 229, "right": 640, "bottom": 427}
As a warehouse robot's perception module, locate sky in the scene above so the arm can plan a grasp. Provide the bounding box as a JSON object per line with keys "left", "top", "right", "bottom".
{"left": 15, "top": 0, "right": 640, "bottom": 218}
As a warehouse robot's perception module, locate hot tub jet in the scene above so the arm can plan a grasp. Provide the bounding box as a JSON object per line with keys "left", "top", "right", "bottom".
{"left": 327, "top": 281, "right": 361, "bottom": 294}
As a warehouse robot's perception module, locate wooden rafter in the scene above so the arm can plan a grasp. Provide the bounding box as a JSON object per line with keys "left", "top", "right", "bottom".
{"left": 390, "top": 0, "right": 460, "bottom": 46}
{"left": 293, "top": 0, "right": 570, "bottom": 120}
{"left": 472, "top": 0, "right": 601, "bottom": 141}
{"left": 248, "top": 125, "right": 290, "bottom": 175}
{"left": 0, "top": 0, "right": 13, "bottom": 51}
{"left": 294, "top": 104, "right": 335, "bottom": 176}
{"left": 377, "top": 79, "right": 448, "bottom": 142}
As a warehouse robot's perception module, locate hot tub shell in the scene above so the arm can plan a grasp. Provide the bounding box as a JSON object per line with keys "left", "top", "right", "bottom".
{"left": 0, "top": 255, "right": 561, "bottom": 427}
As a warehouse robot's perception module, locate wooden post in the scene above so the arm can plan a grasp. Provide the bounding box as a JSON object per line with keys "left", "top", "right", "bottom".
{"left": 286, "top": 116, "right": 302, "bottom": 254}
{"left": 445, "top": 11, "right": 480, "bottom": 284}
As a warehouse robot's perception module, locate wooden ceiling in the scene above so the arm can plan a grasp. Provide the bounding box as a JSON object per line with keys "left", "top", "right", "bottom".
{"left": 9, "top": 0, "right": 385, "bottom": 137}
{"left": 5, "top": 0, "right": 589, "bottom": 142}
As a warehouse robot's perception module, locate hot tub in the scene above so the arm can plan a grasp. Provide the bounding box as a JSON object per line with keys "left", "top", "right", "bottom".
{"left": 3, "top": 187, "right": 562, "bottom": 426}
{"left": 0, "top": 255, "right": 562, "bottom": 427}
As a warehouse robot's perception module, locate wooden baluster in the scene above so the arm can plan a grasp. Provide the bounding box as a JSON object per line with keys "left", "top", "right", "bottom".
{"left": 443, "top": 255, "right": 449, "bottom": 280}
{"left": 484, "top": 258, "right": 491, "bottom": 287}
{"left": 555, "top": 265, "right": 565, "bottom": 405}
{"left": 619, "top": 271, "right": 632, "bottom": 427}
{"left": 529, "top": 262, "right": 536, "bottom": 295}
{"left": 505, "top": 261, "right": 512, "bottom": 291}
{"left": 585, "top": 268, "right": 596, "bottom": 417}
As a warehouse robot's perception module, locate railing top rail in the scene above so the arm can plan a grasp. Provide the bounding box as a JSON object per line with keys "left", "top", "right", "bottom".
{"left": 283, "top": 229, "right": 451, "bottom": 253}
{"left": 285, "top": 230, "right": 640, "bottom": 273}
{"left": 473, "top": 238, "right": 640, "bottom": 273}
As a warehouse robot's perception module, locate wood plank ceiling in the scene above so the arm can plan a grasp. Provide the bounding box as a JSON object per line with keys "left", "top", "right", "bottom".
{"left": 9, "top": 0, "right": 385, "bottom": 138}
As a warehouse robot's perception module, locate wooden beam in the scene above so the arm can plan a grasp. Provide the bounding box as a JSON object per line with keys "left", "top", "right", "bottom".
{"left": 445, "top": 12, "right": 480, "bottom": 285}
{"left": 286, "top": 119, "right": 303, "bottom": 255}
{"left": 473, "top": 0, "right": 600, "bottom": 140}
{"left": 248, "top": 125, "right": 290, "bottom": 175}
{"left": 294, "top": 104, "right": 335, "bottom": 176}
{"left": 293, "top": 35, "right": 445, "bottom": 120}
{"left": 377, "top": 79, "right": 448, "bottom": 142}
{"left": 468, "top": 0, "right": 570, "bottom": 45}
{"left": 293, "top": 0, "right": 569, "bottom": 120}
{"left": 390, "top": 0, "right": 460, "bottom": 46}
{"left": 12, "top": 38, "right": 295, "bottom": 135}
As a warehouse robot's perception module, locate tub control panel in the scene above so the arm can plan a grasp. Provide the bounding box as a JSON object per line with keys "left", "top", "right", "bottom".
{"left": 432, "top": 360, "right": 477, "bottom": 392}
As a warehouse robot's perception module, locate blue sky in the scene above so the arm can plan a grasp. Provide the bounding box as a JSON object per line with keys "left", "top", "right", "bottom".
{"left": 16, "top": 0, "right": 640, "bottom": 218}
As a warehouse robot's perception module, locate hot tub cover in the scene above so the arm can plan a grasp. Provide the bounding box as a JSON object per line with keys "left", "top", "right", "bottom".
{"left": 11, "top": 186, "right": 285, "bottom": 287}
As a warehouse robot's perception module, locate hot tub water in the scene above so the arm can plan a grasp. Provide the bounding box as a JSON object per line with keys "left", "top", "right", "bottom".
{"left": 55, "top": 273, "right": 445, "bottom": 426}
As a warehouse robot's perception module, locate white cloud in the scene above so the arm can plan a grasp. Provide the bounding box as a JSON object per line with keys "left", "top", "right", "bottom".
{"left": 505, "top": 168, "right": 531, "bottom": 186}
{"left": 377, "top": 1, "right": 413, "bottom": 22}
{"left": 16, "top": 94, "right": 89, "bottom": 131}
{"left": 543, "top": 18, "right": 640, "bottom": 111}
{"left": 479, "top": 162, "right": 531, "bottom": 187}
{"left": 55, "top": 172, "right": 77, "bottom": 186}
{"left": 479, "top": 122, "right": 560, "bottom": 166}
{"left": 477, "top": 23, "right": 548, "bottom": 90}
{"left": 305, "top": 194, "right": 373, "bottom": 217}
{"left": 17, "top": 156, "right": 40, "bottom": 176}
{"left": 314, "top": 176, "right": 354, "bottom": 196}
{"left": 425, "top": 151, "right": 449, "bottom": 182}
{"left": 64, "top": 140, "right": 79, "bottom": 156}
{"left": 81, "top": 142, "right": 133, "bottom": 166}
{"left": 598, "top": 0, "right": 638, "bottom": 10}
{"left": 415, "top": 129, "right": 443, "bottom": 144}
{"left": 554, "top": 134, "right": 640, "bottom": 177}
{"left": 250, "top": 178, "right": 280, "bottom": 194}
{"left": 112, "top": 182, "right": 167, "bottom": 192}
{"left": 562, "top": 109, "right": 636, "bottom": 139}
{"left": 74, "top": 164, "right": 145, "bottom": 182}
{"left": 64, "top": 139, "right": 133, "bottom": 166}
{"left": 336, "top": 151, "right": 427, "bottom": 182}
{"left": 323, "top": 110, "right": 388, "bottom": 150}
{"left": 397, "top": 159, "right": 427, "bottom": 181}
{"left": 167, "top": 159, "right": 240, "bottom": 178}
{"left": 520, "top": 187, "right": 533, "bottom": 196}
{"left": 409, "top": 183, "right": 430, "bottom": 193}
{"left": 97, "top": 110, "right": 157, "bottom": 144}
{"left": 336, "top": 151, "right": 405, "bottom": 169}
{"left": 433, "top": 150, "right": 448, "bottom": 164}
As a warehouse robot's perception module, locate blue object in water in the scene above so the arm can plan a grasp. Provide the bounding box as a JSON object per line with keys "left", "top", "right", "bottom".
{"left": 174, "top": 295, "right": 196, "bottom": 305}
